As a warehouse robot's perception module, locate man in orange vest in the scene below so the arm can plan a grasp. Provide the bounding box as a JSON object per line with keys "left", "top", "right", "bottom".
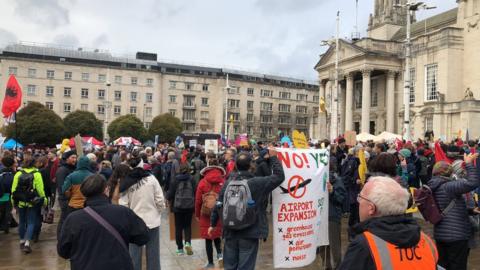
{"left": 339, "top": 176, "right": 439, "bottom": 270}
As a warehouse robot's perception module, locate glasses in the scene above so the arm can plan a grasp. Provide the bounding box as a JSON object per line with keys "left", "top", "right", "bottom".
{"left": 357, "top": 193, "right": 374, "bottom": 204}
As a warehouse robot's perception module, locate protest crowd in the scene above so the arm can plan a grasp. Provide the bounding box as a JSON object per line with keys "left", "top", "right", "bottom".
{"left": 0, "top": 132, "right": 480, "bottom": 270}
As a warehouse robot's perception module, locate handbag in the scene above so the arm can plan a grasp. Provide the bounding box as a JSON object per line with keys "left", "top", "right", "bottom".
{"left": 43, "top": 206, "right": 54, "bottom": 224}
{"left": 83, "top": 206, "right": 128, "bottom": 251}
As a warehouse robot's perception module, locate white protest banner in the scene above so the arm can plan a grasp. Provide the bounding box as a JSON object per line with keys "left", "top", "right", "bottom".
{"left": 273, "top": 148, "right": 329, "bottom": 268}
{"left": 189, "top": 139, "right": 197, "bottom": 147}
{"left": 205, "top": 139, "right": 218, "bottom": 154}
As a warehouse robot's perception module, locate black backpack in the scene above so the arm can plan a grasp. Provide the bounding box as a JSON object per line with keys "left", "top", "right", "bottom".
{"left": 12, "top": 170, "right": 38, "bottom": 204}
{"left": 174, "top": 179, "right": 195, "bottom": 209}
{"left": 0, "top": 172, "right": 14, "bottom": 198}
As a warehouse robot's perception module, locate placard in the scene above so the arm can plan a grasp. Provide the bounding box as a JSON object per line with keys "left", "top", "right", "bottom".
{"left": 344, "top": 131, "right": 357, "bottom": 146}
{"left": 189, "top": 139, "right": 197, "bottom": 147}
{"left": 205, "top": 139, "right": 218, "bottom": 154}
{"left": 292, "top": 130, "right": 308, "bottom": 149}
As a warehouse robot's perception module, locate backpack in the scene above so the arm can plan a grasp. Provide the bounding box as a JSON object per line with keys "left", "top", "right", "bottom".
{"left": 12, "top": 170, "right": 38, "bottom": 204}
{"left": 413, "top": 183, "right": 455, "bottom": 225}
{"left": 162, "top": 162, "right": 173, "bottom": 189}
{"left": 173, "top": 179, "right": 195, "bottom": 209}
{"left": 0, "top": 172, "right": 14, "bottom": 198}
{"left": 222, "top": 179, "right": 257, "bottom": 230}
{"left": 201, "top": 182, "right": 219, "bottom": 216}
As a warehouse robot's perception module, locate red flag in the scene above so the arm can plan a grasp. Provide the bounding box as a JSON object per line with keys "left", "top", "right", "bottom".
{"left": 2, "top": 75, "right": 22, "bottom": 118}
{"left": 434, "top": 141, "right": 452, "bottom": 164}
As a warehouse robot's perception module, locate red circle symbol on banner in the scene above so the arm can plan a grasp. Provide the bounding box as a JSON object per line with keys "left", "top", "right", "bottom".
{"left": 287, "top": 175, "right": 306, "bottom": 199}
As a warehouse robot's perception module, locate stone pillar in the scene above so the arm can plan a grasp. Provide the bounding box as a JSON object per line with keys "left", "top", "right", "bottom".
{"left": 320, "top": 81, "right": 326, "bottom": 98}
{"left": 345, "top": 73, "right": 354, "bottom": 131}
{"left": 386, "top": 71, "right": 396, "bottom": 133}
{"left": 318, "top": 80, "right": 327, "bottom": 139}
{"left": 361, "top": 69, "right": 372, "bottom": 133}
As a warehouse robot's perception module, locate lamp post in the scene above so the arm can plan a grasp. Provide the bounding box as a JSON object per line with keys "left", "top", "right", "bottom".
{"left": 224, "top": 74, "right": 231, "bottom": 140}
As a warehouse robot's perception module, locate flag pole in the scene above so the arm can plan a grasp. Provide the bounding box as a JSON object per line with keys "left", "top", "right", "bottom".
{"left": 14, "top": 112, "right": 17, "bottom": 156}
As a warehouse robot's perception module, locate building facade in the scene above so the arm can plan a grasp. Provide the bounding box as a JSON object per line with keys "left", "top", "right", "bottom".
{"left": 0, "top": 43, "right": 319, "bottom": 141}
{"left": 316, "top": 0, "right": 480, "bottom": 141}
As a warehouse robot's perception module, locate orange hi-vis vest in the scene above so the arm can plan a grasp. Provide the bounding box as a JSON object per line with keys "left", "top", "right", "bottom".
{"left": 364, "top": 231, "right": 438, "bottom": 270}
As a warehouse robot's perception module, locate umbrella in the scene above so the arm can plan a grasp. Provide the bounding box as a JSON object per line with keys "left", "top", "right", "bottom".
{"left": 356, "top": 132, "right": 379, "bottom": 142}
{"left": 375, "top": 131, "right": 402, "bottom": 142}
{"left": 69, "top": 136, "right": 104, "bottom": 147}
{"left": 113, "top": 137, "right": 141, "bottom": 146}
{"left": 2, "top": 138, "right": 23, "bottom": 149}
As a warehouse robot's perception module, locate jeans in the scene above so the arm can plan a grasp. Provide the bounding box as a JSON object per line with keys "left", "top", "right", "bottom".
{"left": 437, "top": 240, "right": 469, "bottom": 270}
{"left": 224, "top": 238, "right": 259, "bottom": 270}
{"left": 319, "top": 221, "right": 342, "bottom": 269}
{"left": 174, "top": 212, "right": 192, "bottom": 249}
{"left": 18, "top": 206, "right": 39, "bottom": 241}
{"left": 129, "top": 226, "right": 160, "bottom": 270}
{"left": 57, "top": 199, "right": 68, "bottom": 240}
{"left": 33, "top": 205, "right": 43, "bottom": 238}
{"left": 206, "top": 238, "right": 222, "bottom": 264}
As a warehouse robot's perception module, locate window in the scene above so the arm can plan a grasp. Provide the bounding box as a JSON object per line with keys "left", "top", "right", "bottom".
{"left": 28, "top": 68, "right": 36, "bottom": 78}
{"left": 114, "top": 91, "right": 122, "bottom": 101}
{"left": 247, "top": 101, "right": 254, "bottom": 109}
{"left": 296, "top": 117, "right": 308, "bottom": 125}
{"left": 131, "top": 77, "right": 138, "bottom": 85}
{"left": 145, "top": 107, "right": 152, "bottom": 117}
{"left": 261, "top": 114, "right": 273, "bottom": 123}
{"left": 81, "top": 88, "right": 89, "bottom": 98}
{"left": 228, "top": 99, "right": 240, "bottom": 108}
{"left": 279, "top": 104, "right": 291, "bottom": 112}
{"left": 228, "top": 86, "right": 239, "bottom": 94}
{"left": 64, "top": 103, "right": 71, "bottom": 113}
{"left": 145, "top": 122, "right": 151, "bottom": 129}
{"left": 115, "top": 75, "right": 122, "bottom": 84}
{"left": 313, "top": 95, "right": 319, "bottom": 103}
{"left": 278, "top": 115, "right": 291, "bottom": 124}
{"left": 261, "top": 126, "right": 273, "bottom": 136}
{"left": 169, "top": 109, "right": 176, "bottom": 116}
{"left": 201, "top": 111, "right": 209, "bottom": 119}
{"left": 260, "top": 89, "right": 273, "bottom": 97}
{"left": 98, "top": 89, "right": 105, "bottom": 99}
{"left": 169, "top": 81, "right": 176, "bottom": 89}
{"left": 8, "top": 67, "right": 17, "bottom": 75}
{"left": 81, "top": 104, "right": 88, "bottom": 111}
{"left": 27, "top": 85, "right": 36, "bottom": 96}
{"left": 146, "top": 93, "right": 153, "bottom": 103}
{"left": 146, "top": 78, "right": 153, "bottom": 86}
{"left": 247, "top": 88, "right": 254, "bottom": 96}
{"left": 247, "top": 114, "right": 254, "bottom": 122}
{"left": 425, "top": 117, "right": 433, "bottom": 132}
{"left": 410, "top": 68, "right": 416, "bottom": 103}
{"left": 46, "top": 86, "right": 54, "bottom": 97}
{"left": 183, "top": 110, "right": 196, "bottom": 120}
{"left": 130, "top": 92, "right": 137, "bottom": 102}
{"left": 227, "top": 112, "right": 240, "bottom": 121}
{"left": 45, "top": 102, "right": 53, "bottom": 110}
{"left": 201, "top": 97, "right": 209, "bottom": 106}
{"left": 82, "top": 73, "right": 89, "bottom": 81}
{"left": 98, "top": 74, "right": 106, "bottom": 83}
{"left": 47, "top": 70, "right": 55, "bottom": 79}
{"left": 296, "top": 106, "right": 307, "bottom": 114}
{"left": 202, "top": 84, "right": 209, "bottom": 91}
{"left": 246, "top": 126, "right": 253, "bottom": 135}
{"left": 260, "top": 102, "right": 273, "bottom": 111}
{"left": 114, "top": 106, "right": 121, "bottom": 115}
{"left": 130, "top": 106, "right": 137, "bottom": 114}
{"left": 169, "top": 95, "right": 177, "bottom": 103}
{"left": 185, "top": 82, "right": 193, "bottom": 90}
{"left": 183, "top": 96, "right": 195, "bottom": 106}
{"left": 296, "top": 94, "right": 307, "bottom": 101}
{"left": 354, "top": 81, "right": 362, "bottom": 109}
{"left": 64, "top": 87, "right": 72, "bottom": 97}
{"left": 425, "top": 64, "right": 438, "bottom": 101}
{"left": 279, "top": 91, "right": 291, "bottom": 100}
{"left": 64, "top": 72, "right": 72, "bottom": 80}
{"left": 371, "top": 80, "right": 378, "bottom": 107}
{"left": 97, "top": 105, "right": 105, "bottom": 115}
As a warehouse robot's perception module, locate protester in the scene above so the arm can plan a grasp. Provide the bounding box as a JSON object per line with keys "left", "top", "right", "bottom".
{"left": 429, "top": 153, "right": 480, "bottom": 270}
{"left": 33, "top": 156, "right": 50, "bottom": 242}
{"left": 11, "top": 154, "right": 47, "bottom": 254}
{"left": 99, "top": 160, "right": 113, "bottom": 180}
{"left": 107, "top": 164, "right": 130, "bottom": 204}
{"left": 223, "top": 148, "right": 236, "bottom": 178}
{"left": 209, "top": 148, "right": 284, "bottom": 270}
{"left": 339, "top": 176, "right": 438, "bottom": 270}
{"left": 119, "top": 150, "right": 166, "bottom": 270}
{"left": 340, "top": 147, "right": 360, "bottom": 240}
{"left": 57, "top": 174, "right": 150, "bottom": 270}
{"left": 195, "top": 153, "right": 225, "bottom": 268}
{"left": 167, "top": 163, "right": 196, "bottom": 256}
{"left": 0, "top": 155, "right": 16, "bottom": 234}
{"left": 55, "top": 150, "right": 77, "bottom": 239}
{"left": 62, "top": 156, "right": 94, "bottom": 213}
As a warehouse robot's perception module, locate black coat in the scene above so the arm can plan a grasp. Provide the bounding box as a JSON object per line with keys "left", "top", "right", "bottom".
{"left": 57, "top": 195, "right": 149, "bottom": 270}
{"left": 254, "top": 158, "right": 271, "bottom": 177}
{"left": 339, "top": 215, "right": 422, "bottom": 270}
{"left": 55, "top": 162, "right": 76, "bottom": 202}
{"left": 166, "top": 173, "right": 196, "bottom": 213}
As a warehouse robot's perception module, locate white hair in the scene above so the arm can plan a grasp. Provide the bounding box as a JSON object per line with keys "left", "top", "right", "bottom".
{"left": 366, "top": 176, "right": 410, "bottom": 217}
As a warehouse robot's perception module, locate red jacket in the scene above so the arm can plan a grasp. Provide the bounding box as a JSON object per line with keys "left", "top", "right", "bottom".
{"left": 195, "top": 166, "right": 225, "bottom": 239}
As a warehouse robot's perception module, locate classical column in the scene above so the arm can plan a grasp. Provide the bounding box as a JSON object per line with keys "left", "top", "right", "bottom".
{"left": 345, "top": 73, "right": 354, "bottom": 131}
{"left": 361, "top": 69, "right": 372, "bottom": 133}
{"left": 386, "top": 71, "right": 396, "bottom": 133}
{"left": 320, "top": 81, "right": 326, "bottom": 99}
{"left": 318, "top": 80, "right": 327, "bottom": 139}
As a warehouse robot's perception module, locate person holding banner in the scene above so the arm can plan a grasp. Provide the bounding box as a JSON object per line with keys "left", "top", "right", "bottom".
{"left": 208, "top": 148, "right": 284, "bottom": 270}
{"left": 339, "top": 177, "right": 438, "bottom": 270}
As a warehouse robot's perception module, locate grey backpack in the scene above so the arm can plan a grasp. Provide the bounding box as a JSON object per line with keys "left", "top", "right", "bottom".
{"left": 222, "top": 179, "right": 256, "bottom": 230}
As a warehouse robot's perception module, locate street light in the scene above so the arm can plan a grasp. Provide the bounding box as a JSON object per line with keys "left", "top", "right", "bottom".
{"left": 395, "top": 1, "right": 436, "bottom": 141}
{"left": 224, "top": 74, "right": 231, "bottom": 140}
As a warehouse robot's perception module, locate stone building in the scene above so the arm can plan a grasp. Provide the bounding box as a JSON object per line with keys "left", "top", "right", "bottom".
{"left": 315, "top": 0, "right": 480, "bottom": 141}
{"left": 0, "top": 43, "right": 319, "bottom": 141}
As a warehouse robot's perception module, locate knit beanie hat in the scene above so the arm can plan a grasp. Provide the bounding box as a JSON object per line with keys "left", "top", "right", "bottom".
{"left": 432, "top": 161, "right": 453, "bottom": 177}
{"left": 399, "top": 149, "right": 411, "bottom": 159}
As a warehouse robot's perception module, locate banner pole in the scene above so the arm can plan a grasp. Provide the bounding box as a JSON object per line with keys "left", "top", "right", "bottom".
{"left": 14, "top": 112, "right": 17, "bottom": 156}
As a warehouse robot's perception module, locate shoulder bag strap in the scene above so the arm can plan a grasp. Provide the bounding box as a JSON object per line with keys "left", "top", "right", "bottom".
{"left": 437, "top": 181, "right": 456, "bottom": 217}
{"left": 83, "top": 206, "right": 128, "bottom": 252}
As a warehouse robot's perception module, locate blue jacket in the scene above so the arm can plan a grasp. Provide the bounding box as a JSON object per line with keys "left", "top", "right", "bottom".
{"left": 329, "top": 172, "right": 346, "bottom": 223}
{"left": 429, "top": 163, "right": 480, "bottom": 242}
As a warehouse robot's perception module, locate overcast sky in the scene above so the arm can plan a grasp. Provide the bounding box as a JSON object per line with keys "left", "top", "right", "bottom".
{"left": 0, "top": 0, "right": 457, "bottom": 80}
